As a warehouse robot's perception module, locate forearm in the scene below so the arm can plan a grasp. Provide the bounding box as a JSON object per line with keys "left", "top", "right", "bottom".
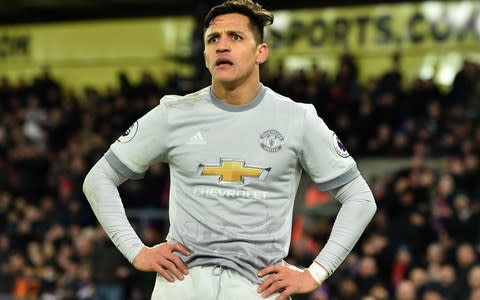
{"left": 83, "top": 156, "right": 145, "bottom": 263}
{"left": 311, "top": 175, "right": 377, "bottom": 277}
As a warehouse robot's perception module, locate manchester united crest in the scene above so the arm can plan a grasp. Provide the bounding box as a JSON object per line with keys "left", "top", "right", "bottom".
{"left": 259, "top": 129, "right": 284, "bottom": 152}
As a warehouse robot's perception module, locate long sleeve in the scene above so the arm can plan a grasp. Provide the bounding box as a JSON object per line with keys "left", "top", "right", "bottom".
{"left": 83, "top": 156, "right": 145, "bottom": 263}
{"left": 314, "top": 175, "right": 377, "bottom": 274}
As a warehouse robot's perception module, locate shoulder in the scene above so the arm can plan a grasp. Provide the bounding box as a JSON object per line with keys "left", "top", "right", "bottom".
{"left": 161, "top": 87, "right": 209, "bottom": 109}
{"left": 263, "top": 86, "right": 315, "bottom": 115}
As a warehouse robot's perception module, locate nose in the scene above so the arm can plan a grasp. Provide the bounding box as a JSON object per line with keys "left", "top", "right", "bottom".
{"left": 216, "top": 36, "right": 230, "bottom": 53}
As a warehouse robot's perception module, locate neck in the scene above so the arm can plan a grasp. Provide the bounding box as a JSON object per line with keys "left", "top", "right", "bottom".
{"left": 211, "top": 79, "right": 261, "bottom": 105}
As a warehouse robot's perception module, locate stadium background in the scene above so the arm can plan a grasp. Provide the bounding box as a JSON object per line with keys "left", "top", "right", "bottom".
{"left": 1, "top": 0, "right": 479, "bottom": 299}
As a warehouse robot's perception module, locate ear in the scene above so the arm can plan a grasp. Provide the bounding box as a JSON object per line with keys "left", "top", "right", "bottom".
{"left": 255, "top": 43, "right": 269, "bottom": 64}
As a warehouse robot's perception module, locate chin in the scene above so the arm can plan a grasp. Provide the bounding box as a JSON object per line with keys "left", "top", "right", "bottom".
{"left": 213, "top": 75, "right": 238, "bottom": 84}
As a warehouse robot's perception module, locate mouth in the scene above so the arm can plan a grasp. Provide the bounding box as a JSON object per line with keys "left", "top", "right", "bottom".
{"left": 215, "top": 58, "right": 233, "bottom": 67}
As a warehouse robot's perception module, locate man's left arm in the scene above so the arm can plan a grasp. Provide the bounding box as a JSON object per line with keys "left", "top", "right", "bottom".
{"left": 257, "top": 175, "right": 376, "bottom": 299}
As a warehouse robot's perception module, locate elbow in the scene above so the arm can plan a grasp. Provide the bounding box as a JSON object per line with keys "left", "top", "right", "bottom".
{"left": 82, "top": 168, "right": 95, "bottom": 202}
{"left": 369, "top": 198, "right": 377, "bottom": 219}
{"left": 365, "top": 191, "right": 377, "bottom": 221}
{"left": 82, "top": 172, "right": 89, "bottom": 196}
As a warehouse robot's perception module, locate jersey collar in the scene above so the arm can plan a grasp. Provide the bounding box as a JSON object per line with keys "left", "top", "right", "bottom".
{"left": 209, "top": 84, "right": 266, "bottom": 112}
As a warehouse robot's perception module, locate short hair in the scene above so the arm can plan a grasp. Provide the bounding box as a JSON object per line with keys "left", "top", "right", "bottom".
{"left": 203, "top": 0, "right": 274, "bottom": 44}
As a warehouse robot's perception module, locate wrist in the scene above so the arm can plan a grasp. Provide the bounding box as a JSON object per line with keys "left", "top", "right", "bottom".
{"left": 306, "top": 262, "right": 329, "bottom": 285}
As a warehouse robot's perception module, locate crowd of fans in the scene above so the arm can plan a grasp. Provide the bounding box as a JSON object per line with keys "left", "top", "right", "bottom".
{"left": 0, "top": 52, "right": 479, "bottom": 300}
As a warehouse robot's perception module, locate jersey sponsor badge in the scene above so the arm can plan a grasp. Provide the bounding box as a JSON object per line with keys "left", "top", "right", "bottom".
{"left": 332, "top": 133, "right": 349, "bottom": 157}
{"left": 198, "top": 159, "right": 270, "bottom": 184}
{"left": 259, "top": 129, "right": 284, "bottom": 152}
{"left": 118, "top": 121, "right": 138, "bottom": 143}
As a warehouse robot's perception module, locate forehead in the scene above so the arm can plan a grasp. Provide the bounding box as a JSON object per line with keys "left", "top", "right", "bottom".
{"left": 205, "top": 13, "right": 252, "bottom": 34}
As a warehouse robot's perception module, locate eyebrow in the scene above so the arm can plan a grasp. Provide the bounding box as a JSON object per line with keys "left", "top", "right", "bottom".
{"left": 205, "top": 30, "right": 245, "bottom": 40}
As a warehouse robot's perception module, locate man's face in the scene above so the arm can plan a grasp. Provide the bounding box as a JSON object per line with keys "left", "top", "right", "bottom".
{"left": 204, "top": 13, "right": 267, "bottom": 87}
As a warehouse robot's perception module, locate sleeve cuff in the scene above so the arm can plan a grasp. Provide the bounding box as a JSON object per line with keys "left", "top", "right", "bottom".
{"left": 307, "top": 261, "right": 329, "bottom": 285}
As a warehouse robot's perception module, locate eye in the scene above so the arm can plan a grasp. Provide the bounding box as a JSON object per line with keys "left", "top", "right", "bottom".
{"left": 232, "top": 34, "right": 242, "bottom": 41}
{"left": 207, "top": 36, "right": 219, "bottom": 44}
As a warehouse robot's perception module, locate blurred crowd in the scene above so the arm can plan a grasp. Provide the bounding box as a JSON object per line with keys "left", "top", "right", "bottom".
{"left": 0, "top": 52, "right": 479, "bottom": 300}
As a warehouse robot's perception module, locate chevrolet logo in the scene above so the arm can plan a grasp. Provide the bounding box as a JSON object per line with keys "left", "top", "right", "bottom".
{"left": 198, "top": 159, "right": 270, "bottom": 184}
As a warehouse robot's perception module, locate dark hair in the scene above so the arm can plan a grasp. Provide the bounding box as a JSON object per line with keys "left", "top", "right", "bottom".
{"left": 203, "top": 0, "right": 274, "bottom": 44}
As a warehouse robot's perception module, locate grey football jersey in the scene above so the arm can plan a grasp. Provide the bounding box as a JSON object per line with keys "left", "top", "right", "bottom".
{"left": 105, "top": 84, "right": 359, "bottom": 284}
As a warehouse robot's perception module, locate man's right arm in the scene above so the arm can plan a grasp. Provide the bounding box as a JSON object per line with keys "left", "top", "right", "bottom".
{"left": 83, "top": 156, "right": 190, "bottom": 281}
{"left": 83, "top": 156, "right": 145, "bottom": 262}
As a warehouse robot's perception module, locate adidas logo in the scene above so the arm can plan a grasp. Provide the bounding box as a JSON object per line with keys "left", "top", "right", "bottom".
{"left": 187, "top": 131, "right": 206, "bottom": 145}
